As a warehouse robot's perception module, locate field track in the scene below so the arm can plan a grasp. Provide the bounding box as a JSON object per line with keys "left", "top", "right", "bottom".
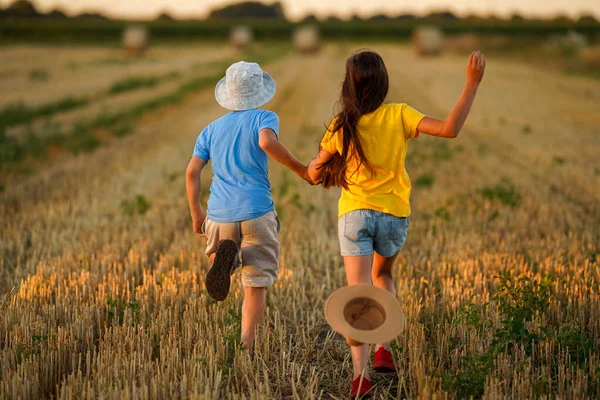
{"left": 1, "top": 43, "right": 599, "bottom": 399}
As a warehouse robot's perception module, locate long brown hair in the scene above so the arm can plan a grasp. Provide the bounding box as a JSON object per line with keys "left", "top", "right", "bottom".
{"left": 319, "top": 50, "right": 389, "bottom": 189}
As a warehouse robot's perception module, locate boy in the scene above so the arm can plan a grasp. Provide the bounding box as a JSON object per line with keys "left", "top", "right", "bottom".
{"left": 186, "top": 61, "right": 309, "bottom": 352}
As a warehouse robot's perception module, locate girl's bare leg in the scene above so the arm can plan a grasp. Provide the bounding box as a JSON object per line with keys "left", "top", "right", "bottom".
{"left": 371, "top": 251, "right": 400, "bottom": 351}
{"left": 343, "top": 254, "right": 374, "bottom": 380}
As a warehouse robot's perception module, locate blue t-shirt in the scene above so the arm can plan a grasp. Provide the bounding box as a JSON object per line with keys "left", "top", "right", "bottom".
{"left": 192, "top": 109, "right": 279, "bottom": 223}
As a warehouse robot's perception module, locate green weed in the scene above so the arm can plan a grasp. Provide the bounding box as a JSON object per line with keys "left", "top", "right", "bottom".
{"left": 414, "top": 172, "right": 435, "bottom": 188}
{"left": 442, "top": 351, "right": 494, "bottom": 399}
{"left": 0, "top": 96, "right": 89, "bottom": 128}
{"left": 106, "top": 298, "right": 142, "bottom": 325}
{"left": 432, "top": 141, "right": 453, "bottom": 161}
{"left": 120, "top": 195, "right": 151, "bottom": 216}
{"left": 224, "top": 308, "right": 243, "bottom": 358}
{"left": 0, "top": 128, "right": 25, "bottom": 166}
{"left": 108, "top": 76, "right": 160, "bottom": 94}
{"left": 491, "top": 271, "right": 552, "bottom": 353}
{"left": 554, "top": 322, "right": 593, "bottom": 367}
{"left": 434, "top": 206, "right": 450, "bottom": 221}
{"left": 479, "top": 179, "right": 521, "bottom": 207}
{"left": 29, "top": 69, "right": 49, "bottom": 81}
{"left": 553, "top": 156, "right": 566, "bottom": 165}
{"left": 522, "top": 124, "right": 532, "bottom": 134}
{"left": 455, "top": 298, "right": 491, "bottom": 329}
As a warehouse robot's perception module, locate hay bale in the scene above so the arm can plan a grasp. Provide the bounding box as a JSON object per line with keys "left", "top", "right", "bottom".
{"left": 293, "top": 26, "right": 320, "bottom": 54}
{"left": 544, "top": 30, "right": 588, "bottom": 55}
{"left": 122, "top": 26, "right": 149, "bottom": 57}
{"left": 413, "top": 26, "right": 443, "bottom": 56}
{"left": 580, "top": 46, "right": 600, "bottom": 70}
{"left": 230, "top": 26, "right": 253, "bottom": 50}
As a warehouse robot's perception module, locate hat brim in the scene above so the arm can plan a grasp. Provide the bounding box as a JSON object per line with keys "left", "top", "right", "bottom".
{"left": 215, "top": 71, "right": 276, "bottom": 111}
{"left": 324, "top": 284, "right": 406, "bottom": 345}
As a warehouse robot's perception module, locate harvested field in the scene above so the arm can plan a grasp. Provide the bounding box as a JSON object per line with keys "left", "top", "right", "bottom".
{"left": 1, "top": 43, "right": 599, "bottom": 399}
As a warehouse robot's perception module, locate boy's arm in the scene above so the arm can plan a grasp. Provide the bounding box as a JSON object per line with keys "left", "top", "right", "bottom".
{"left": 417, "top": 50, "right": 486, "bottom": 139}
{"left": 185, "top": 156, "right": 208, "bottom": 237}
{"left": 258, "top": 128, "right": 311, "bottom": 182}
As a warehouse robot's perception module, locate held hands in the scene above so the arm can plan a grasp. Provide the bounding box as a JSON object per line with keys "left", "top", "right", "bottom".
{"left": 298, "top": 163, "right": 317, "bottom": 185}
{"left": 466, "top": 50, "right": 486, "bottom": 86}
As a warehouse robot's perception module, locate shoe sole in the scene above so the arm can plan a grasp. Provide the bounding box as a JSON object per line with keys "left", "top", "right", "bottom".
{"left": 206, "top": 239, "right": 238, "bottom": 301}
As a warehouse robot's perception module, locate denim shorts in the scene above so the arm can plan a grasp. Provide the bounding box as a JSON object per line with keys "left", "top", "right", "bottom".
{"left": 338, "top": 209, "right": 409, "bottom": 257}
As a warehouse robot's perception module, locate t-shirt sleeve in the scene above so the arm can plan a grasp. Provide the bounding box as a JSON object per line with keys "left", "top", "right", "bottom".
{"left": 320, "top": 117, "right": 339, "bottom": 154}
{"left": 192, "top": 127, "right": 210, "bottom": 161}
{"left": 401, "top": 104, "right": 426, "bottom": 139}
{"left": 259, "top": 111, "right": 279, "bottom": 139}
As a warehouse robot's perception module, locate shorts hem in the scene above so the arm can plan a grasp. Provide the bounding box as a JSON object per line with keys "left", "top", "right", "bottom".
{"left": 340, "top": 250, "right": 375, "bottom": 257}
{"left": 242, "top": 277, "right": 277, "bottom": 288}
{"left": 374, "top": 248, "right": 401, "bottom": 258}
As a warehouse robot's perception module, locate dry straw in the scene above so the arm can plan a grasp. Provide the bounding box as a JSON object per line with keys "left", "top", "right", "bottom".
{"left": 1, "top": 43, "right": 599, "bottom": 399}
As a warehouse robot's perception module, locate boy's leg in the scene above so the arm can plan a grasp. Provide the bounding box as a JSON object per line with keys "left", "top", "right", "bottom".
{"left": 343, "top": 254, "right": 374, "bottom": 380}
{"left": 371, "top": 252, "right": 400, "bottom": 352}
{"left": 204, "top": 219, "right": 241, "bottom": 301}
{"left": 239, "top": 211, "right": 280, "bottom": 352}
{"left": 241, "top": 286, "right": 266, "bottom": 352}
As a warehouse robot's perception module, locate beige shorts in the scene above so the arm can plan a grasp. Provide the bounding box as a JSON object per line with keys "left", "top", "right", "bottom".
{"left": 203, "top": 210, "right": 280, "bottom": 287}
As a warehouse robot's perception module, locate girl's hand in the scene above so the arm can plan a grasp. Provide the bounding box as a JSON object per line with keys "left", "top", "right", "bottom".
{"left": 299, "top": 164, "right": 316, "bottom": 185}
{"left": 466, "top": 50, "right": 486, "bottom": 86}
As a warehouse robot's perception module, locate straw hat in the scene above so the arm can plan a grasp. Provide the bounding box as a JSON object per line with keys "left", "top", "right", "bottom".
{"left": 215, "top": 61, "right": 276, "bottom": 111}
{"left": 324, "top": 284, "right": 406, "bottom": 345}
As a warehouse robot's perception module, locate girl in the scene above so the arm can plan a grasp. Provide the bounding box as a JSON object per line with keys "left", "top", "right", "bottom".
{"left": 308, "top": 50, "right": 486, "bottom": 398}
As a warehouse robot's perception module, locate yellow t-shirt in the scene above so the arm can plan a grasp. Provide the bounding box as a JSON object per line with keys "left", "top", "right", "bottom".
{"left": 320, "top": 103, "right": 425, "bottom": 218}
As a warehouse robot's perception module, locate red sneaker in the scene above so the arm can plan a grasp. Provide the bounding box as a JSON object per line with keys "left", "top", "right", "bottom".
{"left": 350, "top": 376, "right": 371, "bottom": 399}
{"left": 373, "top": 347, "right": 396, "bottom": 373}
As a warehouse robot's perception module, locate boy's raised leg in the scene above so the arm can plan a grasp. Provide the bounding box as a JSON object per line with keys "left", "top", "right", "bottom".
{"left": 241, "top": 286, "right": 266, "bottom": 353}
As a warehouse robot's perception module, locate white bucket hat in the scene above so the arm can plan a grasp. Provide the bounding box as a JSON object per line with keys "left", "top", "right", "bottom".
{"left": 215, "top": 61, "right": 276, "bottom": 111}
{"left": 324, "top": 284, "right": 406, "bottom": 345}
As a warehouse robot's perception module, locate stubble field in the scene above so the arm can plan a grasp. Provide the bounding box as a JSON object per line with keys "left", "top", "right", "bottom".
{"left": 0, "top": 42, "right": 599, "bottom": 399}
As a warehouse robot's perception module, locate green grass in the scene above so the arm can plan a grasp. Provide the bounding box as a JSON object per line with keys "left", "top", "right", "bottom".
{"left": 0, "top": 45, "right": 289, "bottom": 170}
{"left": 120, "top": 195, "right": 151, "bottom": 216}
{"left": 553, "top": 155, "right": 566, "bottom": 165}
{"left": 108, "top": 76, "right": 161, "bottom": 95}
{"left": 414, "top": 172, "right": 435, "bottom": 188}
{"left": 0, "top": 96, "right": 89, "bottom": 129}
{"left": 479, "top": 179, "right": 522, "bottom": 208}
{"left": 28, "top": 69, "right": 49, "bottom": 81}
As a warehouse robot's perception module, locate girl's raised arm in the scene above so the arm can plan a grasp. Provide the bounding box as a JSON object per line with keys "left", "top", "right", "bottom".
{"left": 417, "top": 50, "right": 486, "bottom": 139}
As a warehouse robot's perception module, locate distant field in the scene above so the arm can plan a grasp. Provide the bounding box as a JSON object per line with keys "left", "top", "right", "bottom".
{"left": 0, "top": 43, "right": 599, "bottom": 399}
{"left": 1, "top": 18, "right": 599, "bottom": 43}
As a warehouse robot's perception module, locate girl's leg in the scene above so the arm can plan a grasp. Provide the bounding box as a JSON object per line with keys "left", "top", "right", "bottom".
{"left": 241, "top": 286, "right": 266, "bottom": 352}
{"left": 371, "top": 251, "right": 400, "bottom": 351}
{"left": 343, "top": 254, "right": 374, "bottom": 380}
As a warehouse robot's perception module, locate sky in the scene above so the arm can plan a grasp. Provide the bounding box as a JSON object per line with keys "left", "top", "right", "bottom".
{"left": 2, "top": 0, "right": 599, "bottom": 20}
